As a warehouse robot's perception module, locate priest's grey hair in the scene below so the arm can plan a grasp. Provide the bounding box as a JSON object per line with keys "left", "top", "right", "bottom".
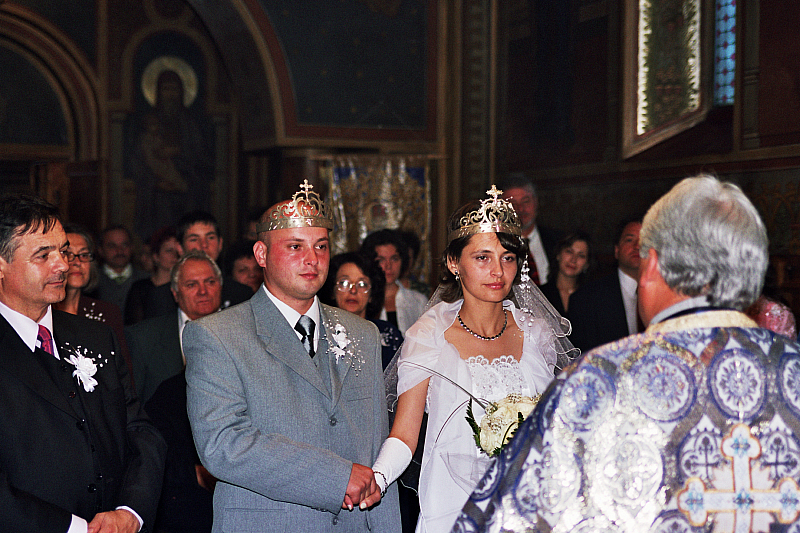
{"left": 639, "top": 174, "right": 768, "bottom": 310}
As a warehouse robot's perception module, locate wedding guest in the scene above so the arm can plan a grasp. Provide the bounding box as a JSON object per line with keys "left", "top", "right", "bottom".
{"left": 92, "top": 224, "right": 149, "bottom": 312}
{"left": 499, "top": 174, "right": 563, "bottom": 285}
{"left": 178, "top": 210, "right": 252, "bottom": 309}
{"left": 55, "top": 223, "right": 133, "bottom": 386}
{"left": 320, "top": 251, "right": 403, "bottom": 369}
{"left": 226, "top": 240, "right": 261, "bottom": 293}
{"left": 360, "top": 229, "right": 428, "bottom": 335}
{"left": 538, "top": 232, "right": 591, "bottom": 317}
{"left": 124, "top": 225, "right": 183, "bottom": 325}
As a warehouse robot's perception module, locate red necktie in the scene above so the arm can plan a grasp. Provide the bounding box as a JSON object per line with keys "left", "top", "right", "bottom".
{"left": 37, "top": 325, "right": 54, "bottom": 356}
{"left": 527, "top": 252, "right": 541, "bottom": 286}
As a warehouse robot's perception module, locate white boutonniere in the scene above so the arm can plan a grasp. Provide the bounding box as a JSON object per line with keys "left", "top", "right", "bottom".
{"left": 323, "top": 310, "right": 367, "bottom": 373}
{"left": 331, "top": 323, "right": 352, "bottom": 362}
{"left": 60, "top": 343, "right": 108, "bottom": 392}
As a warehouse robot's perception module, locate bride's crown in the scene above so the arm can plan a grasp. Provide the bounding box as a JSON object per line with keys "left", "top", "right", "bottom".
{"left": 447, "top": 185, "right": 522, "bottom": 243}
{"left": 256, "top": 180, "right": 334, "bottom": 232}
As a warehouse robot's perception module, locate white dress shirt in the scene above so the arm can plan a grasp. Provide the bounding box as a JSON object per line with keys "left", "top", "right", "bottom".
{"left": 618, "top": 268, "right": 639, "bottom": 335}
{"left": 263, "top": 286, "right": 321, "bottom": 355}
{"left": 526, "top": 227, "right": 550, "bottom": 283}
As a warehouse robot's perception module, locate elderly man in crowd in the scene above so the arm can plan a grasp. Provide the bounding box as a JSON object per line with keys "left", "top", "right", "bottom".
{"left": 454, "top": 174, "right": 800, "bottom": 532}
{"left": 126, "top": 250, "right": 222, "bottom": 404}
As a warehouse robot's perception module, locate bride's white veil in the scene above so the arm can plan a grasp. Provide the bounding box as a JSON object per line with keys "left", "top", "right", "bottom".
{"left": 383, "top": 258, "right": 580, "bottom": 412}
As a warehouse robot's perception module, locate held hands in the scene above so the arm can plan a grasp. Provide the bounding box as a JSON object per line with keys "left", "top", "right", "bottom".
{"left": 342, "top": 463, "right": 382, "bottom": 511}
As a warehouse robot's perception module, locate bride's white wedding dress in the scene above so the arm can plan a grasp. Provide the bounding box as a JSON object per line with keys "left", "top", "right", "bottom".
{"left": 396, "top": 299, "right": 557, "bottom": 533}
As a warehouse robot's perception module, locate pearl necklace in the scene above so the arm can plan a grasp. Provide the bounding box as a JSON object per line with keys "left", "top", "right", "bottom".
{"left": 457, "top": 310, "right": 507, "bottom": 341}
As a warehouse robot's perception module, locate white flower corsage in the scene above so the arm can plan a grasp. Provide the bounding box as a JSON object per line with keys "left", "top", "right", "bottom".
{"left": 64, "top": 350, "right": 99, "bottom": 392}
{"left": 331, "top": 323, "right": 352, "bottom": 362}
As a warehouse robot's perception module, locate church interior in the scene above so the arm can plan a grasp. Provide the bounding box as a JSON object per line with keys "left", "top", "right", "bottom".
{"left": 2, "top": 0, "right": 800, "bottom": 315}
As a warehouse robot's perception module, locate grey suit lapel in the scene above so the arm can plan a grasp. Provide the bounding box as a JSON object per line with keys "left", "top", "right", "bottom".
{"left": 252, "top": 290, "right": 331, "bottom": 400}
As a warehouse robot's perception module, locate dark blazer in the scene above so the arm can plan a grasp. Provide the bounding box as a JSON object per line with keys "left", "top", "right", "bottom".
{"left": 126, "top": 311, "right": 184, "bottom": 404}
{"left": 538, "top": 281, "right": 567, "bottom": 319}
{"left": 568, "top": 270, "right": 629, "bottom": 353}
{"left": 91, "top": 267, "right": 150, "bottom": 315}
{"left": 538, "top": 225, "right": 563, "bottom": 262}
{"left": 145, "top": 371, "right": 213, "bottom": 533}
{"left": 0, "top": 310, "right": 166, "bottom": 532}
{"left": 124, "top": 279, "right": 176, "bottom": 326}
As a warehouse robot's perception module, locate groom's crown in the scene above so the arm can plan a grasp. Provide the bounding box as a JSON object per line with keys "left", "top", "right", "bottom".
{"left": 257, "top": 180, "right": 334, "bottom": 232}
{"left": 447, "top": 185, "right": 521, "bottom": 243}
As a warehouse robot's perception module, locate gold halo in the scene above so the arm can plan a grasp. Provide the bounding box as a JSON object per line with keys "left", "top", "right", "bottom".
{"left": 141, "top": 55, "right": 198, "bottom": 108}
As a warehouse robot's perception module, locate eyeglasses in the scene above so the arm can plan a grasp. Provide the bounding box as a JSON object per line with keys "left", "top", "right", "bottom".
{"left": 64, "top": 251, "right": 94, "bottom": 263}
{"left": 335, "top": 279, "right": 371, "bottom": 293}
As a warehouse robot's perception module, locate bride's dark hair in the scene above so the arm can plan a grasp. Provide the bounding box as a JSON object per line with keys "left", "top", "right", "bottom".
{"left": 438, "top": 199, "right": 528, "bottom": 303}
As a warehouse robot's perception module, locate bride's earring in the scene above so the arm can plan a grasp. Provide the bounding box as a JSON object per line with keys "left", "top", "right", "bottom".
{"left": 454, "top": 270, "right": 460, "bottom": 281}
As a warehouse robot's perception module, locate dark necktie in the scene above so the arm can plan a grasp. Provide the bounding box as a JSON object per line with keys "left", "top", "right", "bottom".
{"left": 527, "top": 252, "right": 541, "bottom": 285}
{"left": 295, "top": 315, "right": 316, "bottom": 358}
{"left": 37, "top": 325, "right": 54, "bottom": 357}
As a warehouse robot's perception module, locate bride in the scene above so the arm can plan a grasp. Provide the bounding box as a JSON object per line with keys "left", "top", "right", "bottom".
{"left": 370, "top": 187, "right": 576, "bottom": 533}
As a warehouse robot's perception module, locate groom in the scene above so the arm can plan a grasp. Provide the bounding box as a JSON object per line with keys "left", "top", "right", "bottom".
{"left": 184, "top": 181, "right": 400, "bottom": 532}
{"left": 0, "top": 194, "right": 166, "bottom": 533}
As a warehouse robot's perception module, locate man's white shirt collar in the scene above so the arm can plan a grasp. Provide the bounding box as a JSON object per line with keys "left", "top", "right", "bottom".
{"left": 618, "top": 268, "right": 639, "bottom": 335}
{"left": 0, "top": 300, "right": 59, "bottom": 358}
{"left": 262, "top": 286, "right": 321, "bottom": 352}
{"left": 178, "top": 308, "right": 191, "bottom": 365}
{"left": 103, "top": 263, "right": 132, "bottom": 281}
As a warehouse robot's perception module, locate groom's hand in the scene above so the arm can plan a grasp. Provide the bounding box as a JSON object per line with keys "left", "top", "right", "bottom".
{"left": 342, "top": 463, "right": 379, "bottom": 510}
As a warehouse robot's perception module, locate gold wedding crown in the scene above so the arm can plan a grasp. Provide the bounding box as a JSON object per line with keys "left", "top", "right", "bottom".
{"left": 256, "top": 180, "right": 335, "bottom": 232}
{"left": 447, "top": 185, "right": 522, "bottom": 243}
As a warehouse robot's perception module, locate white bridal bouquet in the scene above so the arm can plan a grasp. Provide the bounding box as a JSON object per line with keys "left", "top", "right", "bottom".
{"left": 466, "top": 392, "right": 541, "bottom": 457}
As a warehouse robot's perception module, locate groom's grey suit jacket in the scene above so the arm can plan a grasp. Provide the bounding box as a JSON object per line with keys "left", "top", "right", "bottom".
{"left": 184, "top": 288, "right": 400, "bottom": 533}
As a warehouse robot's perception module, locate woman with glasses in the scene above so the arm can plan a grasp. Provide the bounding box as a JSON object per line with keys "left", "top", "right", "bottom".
{"left": 55, "top": 223, "right": 133, "bottom": 383}
{"left": 320, "top": 251, "right": 403, "bottom": 369}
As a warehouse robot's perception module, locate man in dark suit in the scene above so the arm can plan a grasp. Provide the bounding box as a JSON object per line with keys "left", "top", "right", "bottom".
{"left": 568, "top": 219, "right": 642, "bottom": 352}
{"left": 92, "top": 225, "right": 149, "bottom": 312}
{"left": 127, "top": 250, "right": 223, "bottom": 403}
{"left": 0, "top": 194, "right": 165, "bottom": 533}
{"left": 499, "top": 174, "right": 562, "bottom": 285}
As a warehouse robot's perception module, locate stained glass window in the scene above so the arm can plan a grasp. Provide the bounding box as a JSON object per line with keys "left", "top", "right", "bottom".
{"left": 714, "top": 0, "right": 736, "bottom": 105}
{"left": 623, "top": 0, "right": 712, "bottom": 157}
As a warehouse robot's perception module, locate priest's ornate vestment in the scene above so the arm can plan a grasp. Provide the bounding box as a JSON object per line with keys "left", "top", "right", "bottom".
{"left": 453, "top": 310, "right": 800, "bottom": 532}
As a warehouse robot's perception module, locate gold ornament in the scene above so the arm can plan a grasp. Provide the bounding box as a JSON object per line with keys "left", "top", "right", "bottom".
{"left": 447, "top": 185, "right": 522, "bottom": 243}
{"left": 257, "top": 180, "right": 335, "bottom": 232}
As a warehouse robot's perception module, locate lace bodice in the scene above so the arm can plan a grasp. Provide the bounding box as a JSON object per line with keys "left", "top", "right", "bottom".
{"left": 465, "top": 355, "right": 531, "bottom": 403}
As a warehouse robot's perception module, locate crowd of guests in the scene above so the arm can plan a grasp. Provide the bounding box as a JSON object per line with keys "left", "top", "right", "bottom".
{"left": 2, "top": 172, "right": 799, "bottom": 533}
{"left": 4, "top": 196, "right": 432, "bottom": 532}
